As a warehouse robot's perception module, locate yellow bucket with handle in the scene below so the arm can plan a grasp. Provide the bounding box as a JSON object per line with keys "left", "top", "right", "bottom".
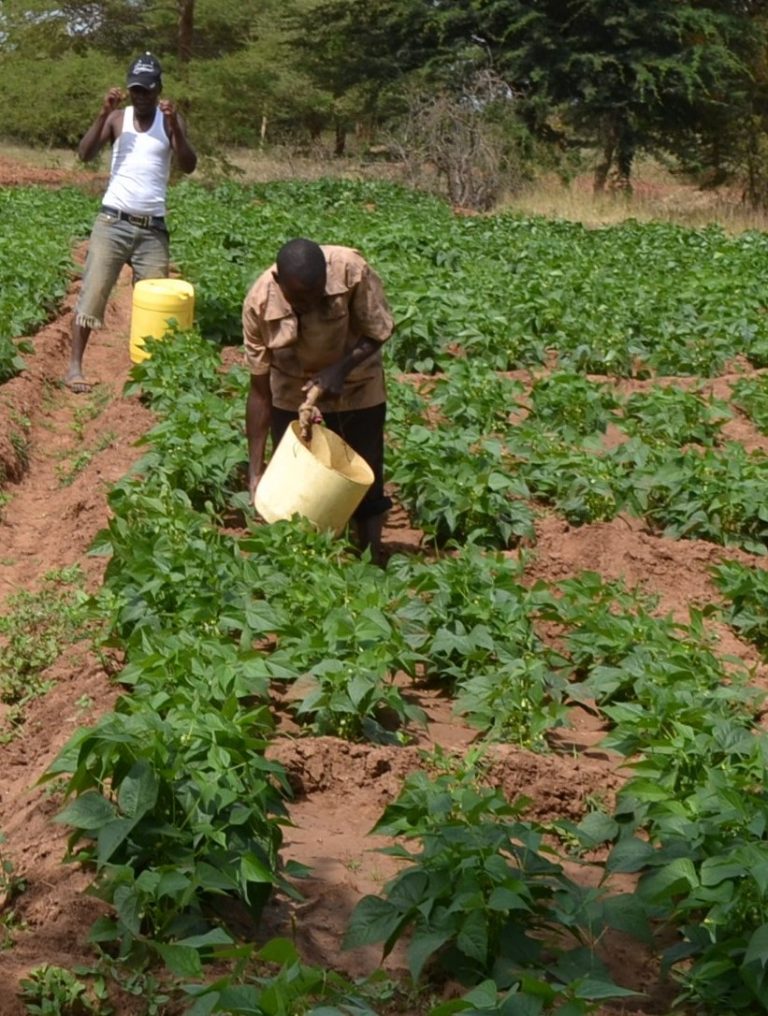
{"left": 255, "top": 422, "right": 374, "bottom": 535}
{"left": 129, "top": 278, "right": 195, "bottom": 363}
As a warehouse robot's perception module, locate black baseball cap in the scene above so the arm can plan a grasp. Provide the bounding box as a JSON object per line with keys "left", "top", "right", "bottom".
{"left": 127, "top": 53, "right": 162, "bottom": 90}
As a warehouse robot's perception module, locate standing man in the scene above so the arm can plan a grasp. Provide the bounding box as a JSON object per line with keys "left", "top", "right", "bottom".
{"left": 243, "top": 238, "right": 394, "bottom": 563}
{"left": 65, "top": 52, "right": 197, "bottom": 393}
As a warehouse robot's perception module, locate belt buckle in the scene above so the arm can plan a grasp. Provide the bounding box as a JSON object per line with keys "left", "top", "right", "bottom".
{"left": 127, "top": 213, "right": 150, "bottom": 228}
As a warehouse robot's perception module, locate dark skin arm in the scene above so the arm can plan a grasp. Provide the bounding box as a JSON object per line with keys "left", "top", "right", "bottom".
{"left": 305, "top": 336, "right": 381, "bottom": 398}
{"left": 298, "top": 337, "right": 382, "bottom": 440}
{"left": 246, "top": 373, "right": 273, "bottom": 499}
{"left": 78, "top": 87, "right": 123, "bottom": 162}
{"left": 77, "top": 88, "right": 197, "bottom": 173}
{"left": 158, "top": 99, "right": 197, "bottom": 173}
{"left": 247, "top": 335, "right": 382, "bottom": 485}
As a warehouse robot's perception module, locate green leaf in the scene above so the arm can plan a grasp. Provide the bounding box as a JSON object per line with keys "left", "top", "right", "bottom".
{"left": 113, "top": 884, "right": 142, "bottom": 935}
{"left": 158, "top": 870, "right": 191, "bottom": 898}
{"left": 56, "top": 792, "right": 115, "bottom": 831}
{"left": 343, "top": 896, "right": 404, "bottom": 950}
{"left": 742, "top": 923, "right": 768, "bottom": 1001}
{"left": 96, "top": 817, "right": 138, "bottom": 865}
{"left": 408, "top": 927, "right": 452, "bottom": 981}
{"left": 429, "top": 1002, "right": 472, "bottom": 1016}
{"left": 389, "top": 870, "right": 430, "bottom": 909}
{"left": 622, "top": 778, "right": 672, "bottom": 802}
{"left": 573, "top": 978, "right": 640, "bottom": 1000}
{"left": 487, "top": 887, "right": 530, "bottom": 912}
{"left": 602, "top": 894, "right": 652, "bottom": 945}
{"left": 552, "top": 1004, "right": 587, "bottom": 1016}
{"left": 488, "top": 472, "right": 512, "bottom": 491}
{"left": 605, "top": 837, "right": 655, "bottom": 873}
{"left": 576, "top": 812, "right": 618, "bottom": 846}
{"left": 240, "top": 852, "right": 274, "bottom": 884}
{"left": 88, "top": 916, "right": 119, "bottom": 944}
{"left": 457, "top": 909, "right": 489, "bottom": 964}
{"left": 257, "top": 938, "right": 300, "bottom": 965}
{"left": 499, "top": 995, "right": 545, "bottom": 1016}
{"left": 348, "top": 672, "right": 374, "bottom": 708}
{"left": 154, "top": 942, "right": 204, "bottom": 979}
{"left": 462, "top": 980, "right": 499, "bottom": 1007}
{"left": 700, "top": 854, "right": 749, "bottom": 887}
{"left": 640, "top": 857, "right": 699, "bottom": 902}
{"left": 181, "top": 995, "right": 219, "bottom": 1016}
{"left": 244, "top": 601, "right": 280, "bottom": 634}
{"left": 117, "top": 760, "right": 159, "bottom": 819}
{"left": 178, "top": 929, "right": 234, "bottom": 949}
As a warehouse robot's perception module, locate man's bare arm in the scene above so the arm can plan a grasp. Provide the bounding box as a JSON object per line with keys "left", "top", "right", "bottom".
{"left": 159, "top": 100, "right": 197, "bottom": 174}
{"left": 246, "top": 373, "right": 273, "bottom": 498}
{"left": 78, "top": 88, "right": 123, "bottom": 162}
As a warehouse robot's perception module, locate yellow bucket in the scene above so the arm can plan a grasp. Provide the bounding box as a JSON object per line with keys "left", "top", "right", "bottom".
{"left": 129, "top": 279, "right": 195, "bottom": 363}
{"left": 255, "top": 422, "right": 374, "bottom": 535}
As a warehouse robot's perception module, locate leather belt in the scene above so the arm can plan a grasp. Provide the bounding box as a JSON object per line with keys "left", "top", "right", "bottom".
{"left": 100, "top": 205, "right": 166, "bottom": 229}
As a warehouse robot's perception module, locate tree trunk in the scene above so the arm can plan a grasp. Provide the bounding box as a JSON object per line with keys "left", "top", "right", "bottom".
{"left": 593, "top": 135, "right": 615, "bottom": 194}
{"left": 594, "top": 117, "right": 634, "bottom": 196}
{"left": 613, "top": 125, "right": 635, "bottom": 196}
{"left": 334, "top": 119, "right": 346, "bottom": 157}
{"left": 744, "top": 117, "right": 768, "bottom": 209}
{"left": 178, "top": 0, "right": 194, "bottom": 64}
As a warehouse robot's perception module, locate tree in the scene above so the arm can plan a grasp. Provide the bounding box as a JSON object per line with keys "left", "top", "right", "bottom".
{"left": 480, "top": 0, "right": 760, "bottom": 193}
{"left": 288, "top": 0, "right": 763, "bottom": 192}
{"left": 0, "top": 0, "right": 281, "bottom": 147}
{"left": 282, "top": 0, "right": 450, "bottom": 153}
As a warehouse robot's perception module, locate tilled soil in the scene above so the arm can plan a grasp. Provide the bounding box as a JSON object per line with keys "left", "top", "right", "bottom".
{"left": 2, "top": 163, "right": 768, "bottom": 1015}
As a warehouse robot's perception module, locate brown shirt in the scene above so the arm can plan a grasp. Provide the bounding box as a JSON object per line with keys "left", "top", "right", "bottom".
{"left": 242, "top": 245, "right": 395, "bottom": 412}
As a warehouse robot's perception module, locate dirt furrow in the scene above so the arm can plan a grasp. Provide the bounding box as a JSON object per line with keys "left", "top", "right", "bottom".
{"left": 0, "top": 269, "right": 156, "bottom": 1011}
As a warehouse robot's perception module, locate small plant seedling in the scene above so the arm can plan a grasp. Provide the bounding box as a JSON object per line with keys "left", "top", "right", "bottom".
{"left": 19, "top": 964, "right": 107, "bottom": 1016}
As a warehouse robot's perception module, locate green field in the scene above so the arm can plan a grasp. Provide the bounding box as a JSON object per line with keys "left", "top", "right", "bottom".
{"left": 4, "top": 180, "right": 768, "bottom": 1015}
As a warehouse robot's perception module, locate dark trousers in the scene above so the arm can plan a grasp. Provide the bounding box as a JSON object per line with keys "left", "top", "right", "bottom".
{"left": 270, "top": 402, "right": 392, "bottom": 521}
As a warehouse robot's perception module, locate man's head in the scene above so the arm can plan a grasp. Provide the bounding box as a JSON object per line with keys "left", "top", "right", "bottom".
{"left": 126, "top": 52, "right": 162, "bottom": 111}
{"left": 127, "top": 52, "right": 162, "bottom": 90}
{"left": 274, "top": 238, "right": 327, "bottom": 314}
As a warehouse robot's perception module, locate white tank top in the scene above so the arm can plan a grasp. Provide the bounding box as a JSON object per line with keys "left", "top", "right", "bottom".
{"left": 102, "top": 107, "right": 172, "bottom": 217}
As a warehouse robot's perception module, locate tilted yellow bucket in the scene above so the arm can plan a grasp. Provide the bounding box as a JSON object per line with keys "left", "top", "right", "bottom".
{"left": 255, "top": 422, "right": 374, "bottom": 535}
{"left": 129, "top": 279, "right": 195, "bottom": 363}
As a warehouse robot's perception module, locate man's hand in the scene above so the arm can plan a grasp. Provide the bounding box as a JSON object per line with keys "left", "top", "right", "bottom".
{"left": 101, "top": 87, "right": 124, "bottom": 117}
{"left": 159, "top": 99, "right": 180, "bottom": 131}
{"left": 298, "top": 383, "right": 324, "bottom": 442}
{"left": 311, "top": 362, "right": 345, "bottom": 397}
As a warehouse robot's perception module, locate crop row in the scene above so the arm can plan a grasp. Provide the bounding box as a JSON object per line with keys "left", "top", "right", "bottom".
{"left": 40, "top": 331, "right": 768, "bottom": 1013}
{"left": 7, "top": 178, "right": 768, "bottom": 1010}
{"left": 388, "top": 364, "right": 768, "bottom": 553}
{"left": 123, "top": 328, "right": 768, "bottom": 556}
{"left": 6, "top": 177, "right": 768, "bottom": 389}
{"left": 164, "top": 178, "right": 768, "bottom": 377}
{"left": 0, "top": 187, "right": 92, "bottom": 383}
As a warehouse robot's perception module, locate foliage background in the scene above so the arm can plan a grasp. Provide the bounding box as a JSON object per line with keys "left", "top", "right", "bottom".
{"left": 1, "top": 0, "right": 768, "bottom": 205}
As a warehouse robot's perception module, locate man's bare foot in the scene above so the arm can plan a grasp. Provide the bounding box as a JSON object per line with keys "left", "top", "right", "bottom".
{"left": 63, "top": 371, "right": 92, "bottom": 394}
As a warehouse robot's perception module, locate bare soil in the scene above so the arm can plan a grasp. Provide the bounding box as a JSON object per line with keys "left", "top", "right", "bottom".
{"left": 1, "top": 157, "right": 767, "bottom": 1016}
{"left": 0, "top": 154, "right": 106, "bottom": 193}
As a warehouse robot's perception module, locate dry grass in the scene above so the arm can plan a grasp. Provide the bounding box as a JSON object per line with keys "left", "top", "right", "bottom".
{"left": 504, "top": 159, "right": 768, "bottom": 234}
{"left": 0, "top": 143, "right": 81, "bottom": 171}
{"left": 218, "top": 144, "right": 411, "bottom": 186}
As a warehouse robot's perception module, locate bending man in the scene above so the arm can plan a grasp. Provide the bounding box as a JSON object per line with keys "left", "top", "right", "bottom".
{"left": 243, "top": 238, "right": 394, "bottom": 562}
